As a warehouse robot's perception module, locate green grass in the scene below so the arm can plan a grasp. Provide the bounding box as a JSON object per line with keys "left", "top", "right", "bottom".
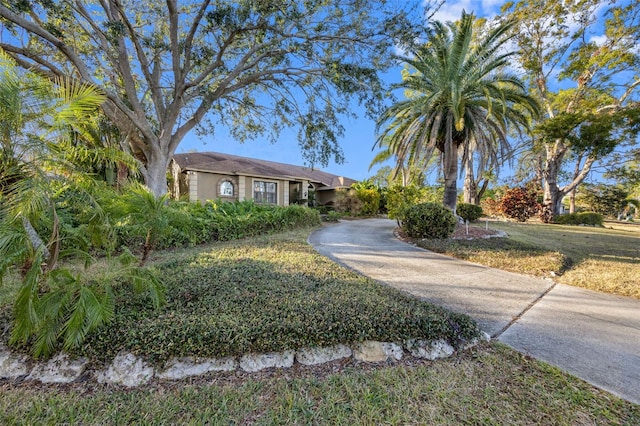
{"left": 1, "top": 343, "right": 638, "bottom": 424}
{"left": 419, "top": 220, "right": 640, "bottom": 299}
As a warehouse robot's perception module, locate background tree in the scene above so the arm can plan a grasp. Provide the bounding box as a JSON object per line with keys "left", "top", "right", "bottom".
{"left": 0, "top": 0, "right": 423, "bottom": 197}
{"left": 501, "top": 0, "right": 640, "bottom": 220}
{"left": 375, "top": 11, "right": 539, "bottom": 213}
{"left": 577, "top": 183, "right": 634, "bottom": 217}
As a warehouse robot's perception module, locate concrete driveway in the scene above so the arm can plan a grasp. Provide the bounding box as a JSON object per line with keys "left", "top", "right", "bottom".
{"left": 308, "top": 218, "right": 640, "bottom": 405}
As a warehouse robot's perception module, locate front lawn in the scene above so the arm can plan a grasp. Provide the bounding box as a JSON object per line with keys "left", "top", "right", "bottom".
{"left": 1, "top": 227, "right": 638, "bottom": 423}
{"left": 4, "top": 227, "right": 479, "bottom": 365}
{"left": 419, "top": 220, "right": 640, "bottom": 298}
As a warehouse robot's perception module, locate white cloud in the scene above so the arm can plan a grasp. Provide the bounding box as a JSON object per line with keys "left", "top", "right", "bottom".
{"left": 590, "top": 35, "right": 608, "bottom": 46}
{"left": 426, "top": 0, "right": 505, "bottom": 23}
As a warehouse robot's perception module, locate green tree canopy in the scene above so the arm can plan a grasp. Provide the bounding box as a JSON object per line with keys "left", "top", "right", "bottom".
{"left": 0, "top": 0, "right": 424, "bottom": 196}
{"left": 501, "top": 0, "right": 640, "bottom": 219}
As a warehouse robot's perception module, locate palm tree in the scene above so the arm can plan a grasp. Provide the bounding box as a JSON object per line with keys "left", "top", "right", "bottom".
{"left": 375, "top": 11, "right": 540, "bottom": 213}
{"left": 0, "top": 51, "right": 163, "bottom": 357}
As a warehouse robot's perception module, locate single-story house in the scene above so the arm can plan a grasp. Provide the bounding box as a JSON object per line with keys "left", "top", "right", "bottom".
{"left": 169, "top": 151, "right": 357, "bottom": 206}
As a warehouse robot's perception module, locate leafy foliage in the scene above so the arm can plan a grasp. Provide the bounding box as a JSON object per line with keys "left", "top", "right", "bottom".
{"left": 0, "top": 0, "right": 426, "bottom": 195}
{"left": 74, "top": 233, "right": 479, "bottom": 365}
{"left": 401, "top": 202, "right": 457, "bottom": 239}
{"left": 385, "top": 185, "right": 427, "bottom": 221}
{"left": 456, "top": 203, "right": 483, "bottom": 222}
{"left": 334, "top": 188, "right": 363, "bottom": 216}
{"left": 502, "top": 1, "right": 640, "bottom": 218}
{"left": 480, "top": 198, "right": 502, "bottom": 217}
{"left": 0, "top": 54, "right": 164, "bottom": 357}
{"left": 499, "top": 187, "right": 540, "bottom": 222}
{"left": 8, "top": 250, "right": 164, "bottom": 358}
{"left": 576, "top": 184, "right": 631, "bottom": 218}
{"left": 553, "top": 212, "right": 604, "bottom": 227}
{"left": 352, "top": 181, "right": 383, "bottom": 216}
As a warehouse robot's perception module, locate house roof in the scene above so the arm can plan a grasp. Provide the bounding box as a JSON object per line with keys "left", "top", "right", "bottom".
{"left": 172, "top": 152, "right": 357, "bottom": 189}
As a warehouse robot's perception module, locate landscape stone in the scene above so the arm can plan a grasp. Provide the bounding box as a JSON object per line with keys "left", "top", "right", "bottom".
{"left": 0, "top": 345, "right": 30, "bottom": 379}
{"left": 405, "top": 338, "right": 455, "bottom": 360}
{"left": 352, "top": 341, "right": 404, "bottom": 362}
{"left": 27, "top": 353, "right": 88, "bottom": 383}
{"left": 157, "top": 356, "right": 236, "bottom": 380}
{"left": 296, "top": 344, "right": 352, "bottom": 365}
{"left": 239, "top": 350, "right": 294, "bottom": 372}
{"left": 460, "top": 331, "right": 491, "bottom": 350}
{"left": 96, "top": 352, "right": 154, "bottom": 387}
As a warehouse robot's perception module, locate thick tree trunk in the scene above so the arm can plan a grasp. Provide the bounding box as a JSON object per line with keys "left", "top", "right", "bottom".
{"left": 143, "top": 152, "right": 172, "bottom": 197}
{"left": 569, "top": 189, "right": 576, "bottom": 214}
{"left": 542, "top": 183, "right": 564, "bottom": 222}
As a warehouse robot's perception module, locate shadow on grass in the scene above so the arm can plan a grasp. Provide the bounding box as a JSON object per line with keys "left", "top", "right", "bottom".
{"left": 70, "top": 240, "right": 479, "bottom": 366}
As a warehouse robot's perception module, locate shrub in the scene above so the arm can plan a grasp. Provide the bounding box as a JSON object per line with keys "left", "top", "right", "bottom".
{"left": 322, "top": 210, "right": 341, "bottom": 222}
{"left": 385, "top": 185, "right": 427, "bottom": 221}
{"left": 480, "top": 197, "right": 502, "bottom": 217}
{"left": 457, "top": 203, "right": 483, "bottom": 222}
{"left": 499, "top": 187, "right": 540, "bottom": 222}
{"left": 334, "top": 188, "right": 362, "bottom": 215}
{"left": 577, "top": 184, "right": 629, "bottom": 217}
{"left": 114, "top": 200, "right": 321, "bottom": 250}
{"left": 554, "top": 212, "right": 604, "bottom": 226}
{"left": 401, "top": 202, "right": 457, "bottom": 239}
{"left": 354, "top": 187, "right": 382, "bottom": 215}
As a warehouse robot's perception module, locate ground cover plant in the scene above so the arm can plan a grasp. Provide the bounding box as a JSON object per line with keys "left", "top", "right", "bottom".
{"left": 0, "top": 228, "right": 479, "bottom": 365}
{"left": 417, "top": 220, "right": 640, "bottom": 298}
{"left": 1, "top": 343, "right": 638, "bottom": 424}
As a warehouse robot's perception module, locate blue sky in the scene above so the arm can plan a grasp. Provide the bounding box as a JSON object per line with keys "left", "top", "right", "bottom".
{"left": 177, "top": 1, "right": 511, "bottom": 181}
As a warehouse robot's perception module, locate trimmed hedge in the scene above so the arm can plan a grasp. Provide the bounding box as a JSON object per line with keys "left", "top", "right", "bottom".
{"left": 401, "top": 202, "right": 457, "bottom": 239}
{"left": 117, "top": 200, "right": 321, "bottom": 251}
{"left": 553, "top": 212, "right": 604, "bottom": 226}
{"left": 457, "top": 203, "right": 483, "bottom": 222}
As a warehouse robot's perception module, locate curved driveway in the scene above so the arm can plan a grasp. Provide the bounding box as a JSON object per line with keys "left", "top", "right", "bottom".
{"left": 308, "top": 218, "right": 640, "bottom": 405}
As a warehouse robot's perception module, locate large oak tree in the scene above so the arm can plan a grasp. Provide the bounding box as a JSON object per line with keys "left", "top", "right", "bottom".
{"left": 0, "top": 0, "right": 421, "bottom": 196}
{"left": 501, "top": 0, "right": 640, "bottom": 219}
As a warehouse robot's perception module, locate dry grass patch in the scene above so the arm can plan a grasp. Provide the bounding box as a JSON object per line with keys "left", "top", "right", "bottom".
{"left": 418, "top": 220, "right": 640, "bottom": 298}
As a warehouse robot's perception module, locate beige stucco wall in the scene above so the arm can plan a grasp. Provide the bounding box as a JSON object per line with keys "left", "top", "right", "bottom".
{"left": 188, "top": 172, "right": 239, "bottom": 203}
{"left": 187, "top": 171, "right": 297, "bottom": 206}
{"left": 316, "top": 189, "right": 338, "bottom": 205}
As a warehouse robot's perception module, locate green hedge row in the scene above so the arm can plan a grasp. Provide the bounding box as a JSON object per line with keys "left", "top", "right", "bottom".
{"left": 553, "top": 212, "right": 603, "bottom": 226}
{"left": 117, "top": 200, "right": 321, "bottom": 250}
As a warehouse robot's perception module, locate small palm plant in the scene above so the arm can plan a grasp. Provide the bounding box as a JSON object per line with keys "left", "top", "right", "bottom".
{"left": 0, "top": 51, "right": 164, "bottom": 357}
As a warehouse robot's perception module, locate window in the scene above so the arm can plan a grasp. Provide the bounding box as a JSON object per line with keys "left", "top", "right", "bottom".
{"left": 254, "top": 180, "right": 277, "bottom": 204}
{"left": 219, "top": 180, "right": 234, "bottom": 197}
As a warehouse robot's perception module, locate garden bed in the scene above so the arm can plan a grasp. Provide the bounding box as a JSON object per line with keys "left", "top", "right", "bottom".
{"left": 4, "top": 228, "right": 480, "bottom": 366}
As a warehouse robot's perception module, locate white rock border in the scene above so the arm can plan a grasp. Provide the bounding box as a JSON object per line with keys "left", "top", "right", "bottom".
{"left": 0, "top": 334, "right": 490, "bottom": 387}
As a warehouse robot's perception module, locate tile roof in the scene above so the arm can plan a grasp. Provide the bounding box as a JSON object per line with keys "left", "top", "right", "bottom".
{"left": 172, "top": 152, "right": 356, "bottom": 188}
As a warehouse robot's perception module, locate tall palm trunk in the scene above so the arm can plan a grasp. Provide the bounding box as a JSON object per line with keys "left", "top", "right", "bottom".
{"left": 442, "top": 140, "right": 459, "bottom": 212}
{"left": 463, "top": 153, "right": 478, "bottom": 204}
